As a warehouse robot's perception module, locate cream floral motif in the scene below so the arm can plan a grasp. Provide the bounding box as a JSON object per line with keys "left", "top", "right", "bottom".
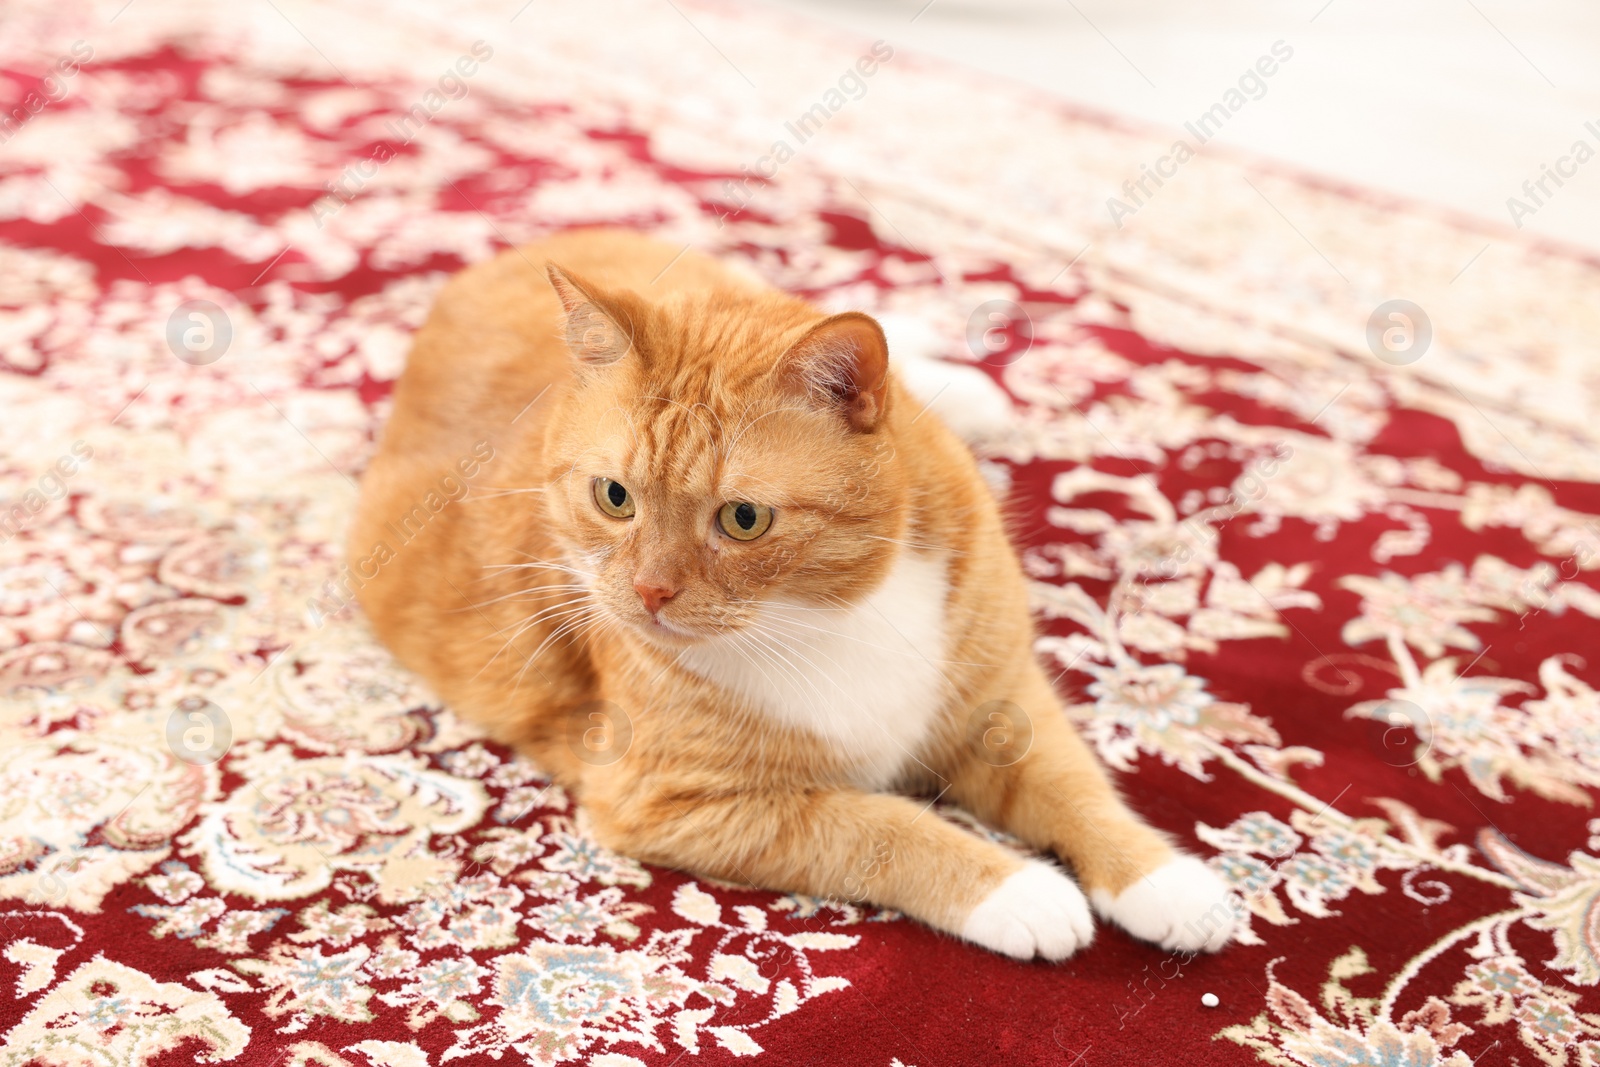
{"left": 1452, "top": 956, "right": 1600, "bottom": 1066}
{"left": 0, "top": 731, "right": 202, "bottom": 912}
{"left": 181, "top": 751, "right": 488, "bottom": 902}
{"left": 1222, "top": 949, "right": 1480, "bottom": 1067}
{"left": 271, "top": 645, "right": 437, "bottom": 755}
{"left": 1477, "top": 831, "right": 1600, "bottom": 988}
{"left": 1073, "top": 661, "right": 1278, "bottom": 779}
{"left": 0, "top": 955, "right": 249, "bottom": 1065}
{"left": 1338, "top": 563, "right": 1600, "bottom": 805}
{"left": 1339, "top": 573, "right": 1498, "bottom": 657}
{"left": 397, "top": 872, "right": 526, "bottom": 952}
{"left": 1197, "top": 811, "right": 1418, "bottom": 945}
{"left": 468, "top": 941, "right": 701, "bottom": 1064}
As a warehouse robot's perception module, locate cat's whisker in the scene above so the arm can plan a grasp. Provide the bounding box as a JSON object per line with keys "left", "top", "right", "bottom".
{"left": 508, "top": 601, "right": 599, "bottom": 637}
{"left": 486, "top": 558, "right": 586, "bottom": 571}
{"left": 783, "top": 589, "right": 853, "bottom": 612}
{"left": 737, "top": 636, "right": 832, "bottom": 710}
{"left": 474, "top": 616, "right": 564, "bottom": 681}
{"left": 472, "top": 597, "right": 601, "bottom": 680}
{"left": 723, "top": 627, "right": 810, "bottom": 708}
{"left": 480, "top": 559, "right": 595, "bottom": 575}
{"left": 505, "top": 610, "right": 596, "bottom": 691}
{"left": 742, "top": 620, "right": 955, "bottom": 780}
{"left": 865, "top": 534, "right": 964, "bottom": 555}
{"left": 736, "top": 621, "right": 844, "bottom": 709}
{"left": 520, "top": 602, "right": 609, "bottom": 670}
{"left": 753, "top": 611, "right": 926, "bottom": 660}
{"left": 516, "top": 607, "right": 621, "bottom": 695}
{"left": 449, "top": 583, "right": 592, "bottom": 613}
{"left": 505, "top": 598, "right": 606, "bottom": 639}
{"left": 744, "top": 599, "right": 842, "bottom": 614}
{"left": 745, "top": 619, "right": 854, "bottom": 687}
{"left": 472, "top": 617, "right": 546, "bottom": 682}
{"left": 509, "top": 549, "right": 600, "bottom": 573}
{"left": 485, "top": 559, "right": 598, "bottom": 583}
{"left": 730, "top": 646, "right": 796, "bottom": 727}
{"left": 525, "top": 604, "right": 614, "bottom": 680}
{"left": 756, "top": 609, "right": 989, "bottom": 668}
{"left": 463, "top": 485, "right": 549, "bottom": 501}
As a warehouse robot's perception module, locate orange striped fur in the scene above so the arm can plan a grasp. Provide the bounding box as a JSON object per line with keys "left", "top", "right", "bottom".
{"left": 351, "top": 228, "right": 1236, "bottom": 959}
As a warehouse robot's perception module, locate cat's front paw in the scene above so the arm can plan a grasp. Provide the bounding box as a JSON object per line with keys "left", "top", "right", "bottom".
{"left": 1091, "top": 855, "right": 1237, "bottom": 952}
{"left": 961, "top": 859, "right": 1094, "bottom": 961}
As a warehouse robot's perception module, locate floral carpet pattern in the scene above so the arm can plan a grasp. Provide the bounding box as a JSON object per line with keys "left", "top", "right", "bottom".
{"left": 2, "top": 0, "right": 1600, "bottom": 1064}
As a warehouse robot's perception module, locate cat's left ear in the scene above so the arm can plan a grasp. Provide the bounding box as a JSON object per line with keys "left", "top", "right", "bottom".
{"left": 781, "top": 312, "right": 890, "bottom": 432}
{"left": 546, "top": 264, "right": 642, "bottom": 369}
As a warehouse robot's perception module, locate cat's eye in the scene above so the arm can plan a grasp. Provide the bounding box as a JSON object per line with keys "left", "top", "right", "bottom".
{"left": 593, "top": 478, "right": 635, "bottom": 519}
{"left": 717, "top": 501, "right": 773, "bottom": 541}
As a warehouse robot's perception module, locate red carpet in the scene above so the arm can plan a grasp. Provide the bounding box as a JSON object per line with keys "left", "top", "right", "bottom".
{"left": 2, "top": 1, "right": 1599, "bottom": 1064}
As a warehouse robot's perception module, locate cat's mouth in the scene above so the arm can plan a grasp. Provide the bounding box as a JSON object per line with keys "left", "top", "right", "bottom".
{"left": 647, "top": 614, "right": 695, "bottom": 636}
{"left": 627, "top": 609, "right": 712, "bottom": 644}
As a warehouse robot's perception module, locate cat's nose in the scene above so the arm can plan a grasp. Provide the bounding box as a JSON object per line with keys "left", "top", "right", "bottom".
{"left": 633, "top": 578, "right": 678, "bottom": 614}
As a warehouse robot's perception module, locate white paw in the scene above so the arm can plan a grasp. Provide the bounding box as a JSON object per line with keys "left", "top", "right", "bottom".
{"left": 961, "top": 859, "right": 1095, "bottom": 961}
{"left": 1091, "top": 856, "right": 1238, "bottom": 953}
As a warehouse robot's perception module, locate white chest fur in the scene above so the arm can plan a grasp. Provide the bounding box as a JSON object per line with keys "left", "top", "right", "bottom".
{"left": 680, "top": 550, "right": 952, "bottom": 790}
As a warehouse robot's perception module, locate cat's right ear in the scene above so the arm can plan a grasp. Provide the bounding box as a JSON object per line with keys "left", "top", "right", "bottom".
{"left": 780, "top": 312, "right": 891, "bottom": 432}
{"left": 546, "top": 264, "right": 639, "bottom": 369}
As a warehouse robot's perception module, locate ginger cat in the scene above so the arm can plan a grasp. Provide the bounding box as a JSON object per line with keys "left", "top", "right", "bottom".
{"left": 351, "top": 229, "right": 1237, "bottom": 959}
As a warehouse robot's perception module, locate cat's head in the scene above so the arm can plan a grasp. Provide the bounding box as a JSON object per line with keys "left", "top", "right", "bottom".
{"left": 539, "top": 264, "right": 908, "bottom": 644}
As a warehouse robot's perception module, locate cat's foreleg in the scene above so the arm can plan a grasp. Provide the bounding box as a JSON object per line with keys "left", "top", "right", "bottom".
{"left": 945, "top": 666, "right": 1237, "bottom": 952}
{"left": 586, "top": 782, "right": 1096, "bottom": 960}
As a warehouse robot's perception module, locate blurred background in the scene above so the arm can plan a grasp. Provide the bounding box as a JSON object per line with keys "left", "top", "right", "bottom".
{"left": 763, "top": 0, "right": 1600, "bottom": 253}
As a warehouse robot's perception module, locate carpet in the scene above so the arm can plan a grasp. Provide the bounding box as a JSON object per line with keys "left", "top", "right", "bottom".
{"left": 3, "top": 1, "right": 1600, "bottom": 1064}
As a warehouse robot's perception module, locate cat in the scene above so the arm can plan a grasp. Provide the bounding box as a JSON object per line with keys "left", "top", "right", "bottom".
{"left": 351, "top": 228, "right": 1237, "bottom": 959}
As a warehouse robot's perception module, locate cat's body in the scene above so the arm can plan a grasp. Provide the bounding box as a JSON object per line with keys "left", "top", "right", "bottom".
{"left": 352, "top": 228, "right": 1236, "bottom": 959}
